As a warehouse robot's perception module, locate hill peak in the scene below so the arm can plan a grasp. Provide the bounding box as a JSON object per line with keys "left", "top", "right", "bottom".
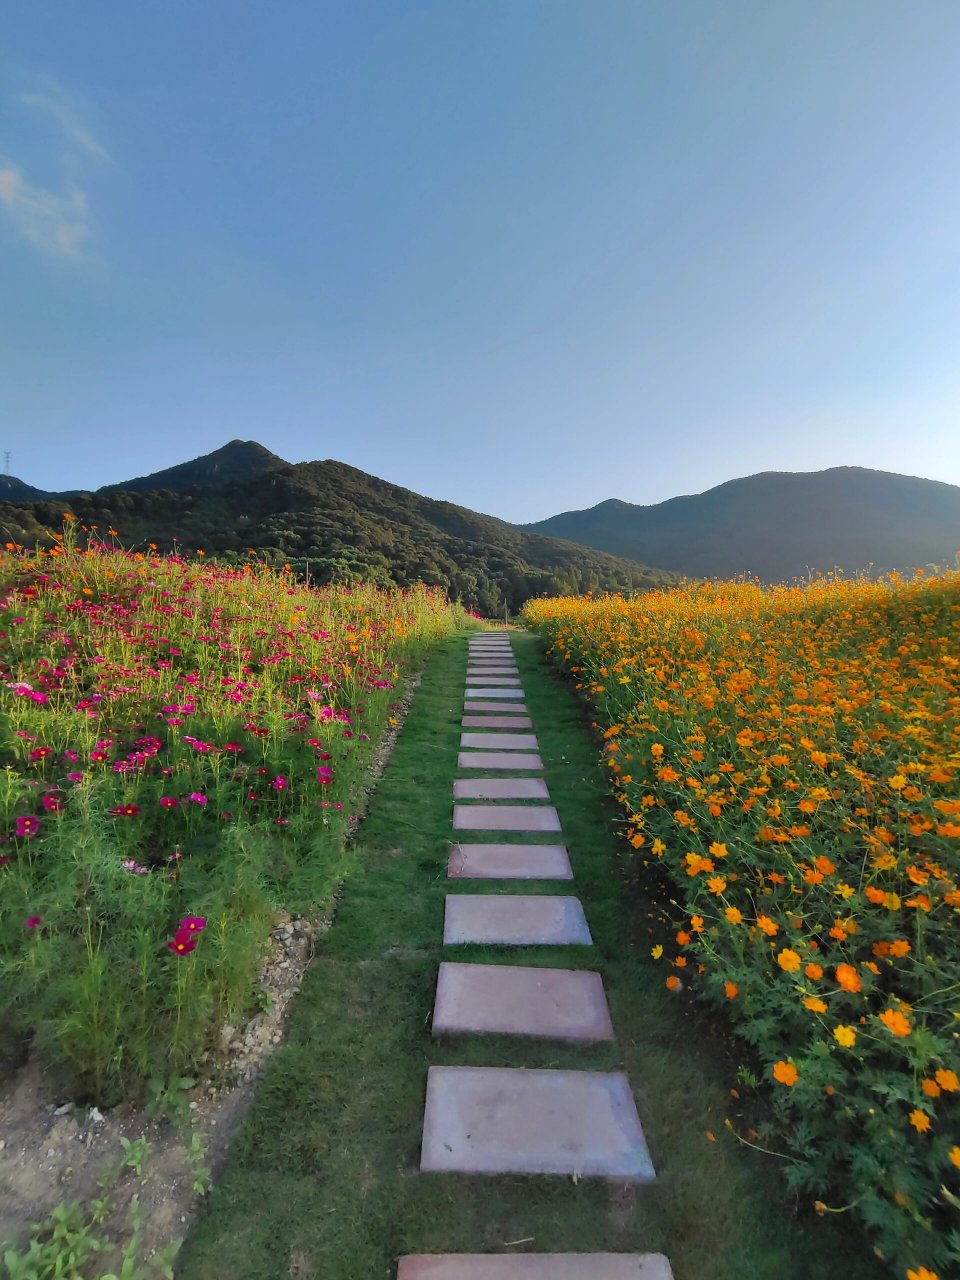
{"left": 98, "top": 440, "right": 288, "bottom": 495}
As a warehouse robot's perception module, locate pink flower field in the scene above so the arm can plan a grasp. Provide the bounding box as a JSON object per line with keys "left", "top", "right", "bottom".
{"left": 0, "top": 531, "right": 466, "bottom": 1100}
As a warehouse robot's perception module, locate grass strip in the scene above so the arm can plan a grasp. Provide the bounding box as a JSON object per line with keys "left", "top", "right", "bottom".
{"left": 177, "top": 631, "right": 887, "bottom": 1280}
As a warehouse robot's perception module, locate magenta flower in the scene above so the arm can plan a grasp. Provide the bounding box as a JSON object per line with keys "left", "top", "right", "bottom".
{"left": 178, "top": 915, "right": 207, "bottom": 934}
{"left": 41, "top": 792, "right": 63, "bottom": 812}
{"left": 25, "top": 915, "right": 42, "bottom": 928}
{"left": 167, "top": 930, "right": 197, "bottom": 956}
{"left": 109, "top": 803, "right": 140, "bottom": 818}
{"left": 188, "top": 792, "right": 208, "bottom": 806}
{"left": 29, "top": 746, "right": 53, "bottom": 761}
{"left": 159, "top": 796, "right": 179, "bottom": 808}
{"left": 15, "top": 815, "right": 40, "bottom": 838}
{"left": 272, "top": 775, "right": 287, "bottom": 791}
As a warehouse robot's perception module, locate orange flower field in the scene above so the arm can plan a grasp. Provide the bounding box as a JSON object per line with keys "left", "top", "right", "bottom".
{"left": 524, "top": 574, "right": 960, "bottom": 1280}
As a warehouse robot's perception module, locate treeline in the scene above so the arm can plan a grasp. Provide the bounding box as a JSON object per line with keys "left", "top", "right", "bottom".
{"left": 0, "top": 458, "right": 677, "bottom": 612}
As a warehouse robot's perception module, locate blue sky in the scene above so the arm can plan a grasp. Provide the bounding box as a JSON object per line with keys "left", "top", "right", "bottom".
{"left": 3, "top": 1, "right": 960, "bottom": 520}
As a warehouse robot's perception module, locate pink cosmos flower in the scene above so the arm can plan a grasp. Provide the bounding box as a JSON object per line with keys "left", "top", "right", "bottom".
{"left": 109, "top": 804, "right": 140, "bottom": 818}
{"left": 15, "top": 815, "right": 40, "bottom": 838}
{"left": 25, "top": 915, "right": 42, "bottom": 928}
{"left": 188, "top": 792, "right": 207, "bottom": 806}
{"left": 167, "top": 931, "right": 197, "bottom": 956}
{"left": 41, "top": 792, "right": 63, "bottom": 812}
{"left": 178, "top": 915, "right": 206, "bottom": 933}
{"left": 272, "top": 776, "right": 287, "bottom": 791}
{"left": 159, "top": 796, "right": 179, "bottom": 808}
{"left": 66, "top": 772, "right": 83, "bottom": 783}
{"left": 29, "top": 747, "right": 53, "bottom": 761}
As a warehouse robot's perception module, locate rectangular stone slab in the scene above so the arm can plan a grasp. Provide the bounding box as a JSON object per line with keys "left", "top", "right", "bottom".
{"left": 433, "top": 962, "right": 614, "bottom": 1041}
{"left": 469, "top": 645, "right": 512, "bottom": 652}
{"left": 443, "top": 894, "right": 590, "bottom": 944}
{"left": 462, "top": 716, "right": 533, "bottom": 729}
{"left": 420, "top": 1066, "right": 654, "bottom": 1180}
{"left": 457, "top": 752, "right": 542, "bottom": 771}
{"left": 466, "top": 678, "right": 521, "bottom": 688}
{"left": 466, "top": 668, "right": 519, "bottom": 677}
{"left": 453, "top": 804, "right": 561, "bottom": 832}
{"left": 465, "top": 688, "right": 526, "bottom": 699}
{"left": 461, "top": 733, "right": 538, "bottom": 751}
{"left": 454, "top": 778, "right": 550, "bottom": 801}
{"left": 465, "top": 701, "right": 528, "bottom": 713}
{"left": 447, "top": 843, "right": 573, "bottom": 880}
{"left": 398, "top": 1255, "right": 673, "bottom": 1280}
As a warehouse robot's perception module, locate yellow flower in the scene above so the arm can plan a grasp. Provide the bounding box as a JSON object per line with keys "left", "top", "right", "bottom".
{"left": 833, "top": 1025, "right": 856, "bottom": 1048}
{"left": 651, "top": 945, "right": 663, "bottom": 960}
{"left": 777, "top": 948, "right": 801, "bottom": 973}
{"left": 724, "top": 906, "right": 743, "bottom": 925}
{"left": 804, "top": 996, "right": 828, "bottom": 1013}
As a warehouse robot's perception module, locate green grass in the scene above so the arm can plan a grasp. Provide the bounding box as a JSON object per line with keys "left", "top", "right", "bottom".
{"left": 177, "top": 631, "right": 888, "bottom": 1280}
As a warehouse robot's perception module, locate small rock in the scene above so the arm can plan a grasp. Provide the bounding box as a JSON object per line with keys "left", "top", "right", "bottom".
{"left": 88, "top": 1106, "right": 105, "bottom": 1125}
{"left": 47, "top": 1147, "right": 56, "bottom": 1157}
{"left": 54, "top": 1103, "right": 72, "bottom": 1116}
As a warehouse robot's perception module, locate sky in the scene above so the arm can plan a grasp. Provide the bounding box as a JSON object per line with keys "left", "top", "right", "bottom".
{"left": 2, "top": 1, "right": 960, "bottom": 522}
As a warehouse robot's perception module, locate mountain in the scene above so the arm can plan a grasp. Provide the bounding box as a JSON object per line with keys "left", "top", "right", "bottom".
{"left": 96, "top": 439, "right": 286, "bottom": 494}
{"left": 0, "top": 475, "right": 49, "bottom": 502}
{"left": 524, "top": 467, "right": 960, "bottom": 581}
{"left": 0, "top": 450, "right": 677, "bottom": 613}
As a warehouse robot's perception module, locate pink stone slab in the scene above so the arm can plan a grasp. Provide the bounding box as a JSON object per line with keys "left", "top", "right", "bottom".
{"left": 448, "top": 842, "right": 573, "bottom": 880}
{"left": 465, "top": 688, "right": 526, "bottom": 699}
{"left": 454, "top": 778, "right": 550, "bottom": 801}
{"left": 420, "top": 1066, "right": 654, "bottom": 1180}
{"left": 462, "top": 716, "right": 533, "bottom": 729}
{"left": 453, "top": 805, "right": 560, "bottom": 832}
{"left": 443, "top": 894, "right": 590, "bottom": 944}
{"left": 433, "top": 962, "right": 614, "bottom": 1040}
{"left": 398, "top": 1254, "right": 673, "bottom": 1280}
{"left": 465, "top": 701, "right": 528, "bottom": 713}
{"left": 461, "top": 733, "right": 538, "bottom": 751}
{"left": 457, "top": 752, "right": 543, "bottom": 770}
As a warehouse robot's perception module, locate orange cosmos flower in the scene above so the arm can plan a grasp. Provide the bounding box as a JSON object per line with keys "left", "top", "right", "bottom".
{"left": 879, "top": 1008, "right": 911, "bottom": 1037}
{"left": 908, "top": 1109, "right": 931, "bottom": 1134}
{"left": 935, "top": 1068, "right": 959, "bottom": 1092}
{"left": 777, "top": 948, "right": 801, "bottom": 973}
{"left": 772, "top": 1061, "right": 798, "bottom": 1086}
{"left": 805, "top": 962, "right": 823, "bottom": 980}
{"left": 724, "top": 980, "right": 738, "bottom": 999}
{"left": 725, "top": 906, "right": 743, "bottom": 925}
{"left": 835, "top": 964, "right": 861, "bottom": 993}
{"left": 833, "top": 1025, "right": 856, "bottom": 1048}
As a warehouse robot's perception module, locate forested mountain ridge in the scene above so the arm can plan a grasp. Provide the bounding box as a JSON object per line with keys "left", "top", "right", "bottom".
{"left": 0, "top": 448, "right": 677, "bottom": 613}
{"left": 525, "top": 466, "right": 960, "bottom": 581}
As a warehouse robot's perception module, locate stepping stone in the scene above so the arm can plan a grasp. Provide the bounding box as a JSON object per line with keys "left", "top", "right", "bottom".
{"left": 398, "top": 1254, "right": 674, "bottom": 1279}
{"left": 465, "top": 701, "right": 528, "bottom": 712}
{"left": 461, "top": 733, "right": 538, "bottom": 751}
{"left": 420, "top": 1066, "right": 655, "bottom": 1180}
{"left": 453, "top": 804, "right": 560, "bottom": 831}
{"left": 462, "top": 716, "right": 533, "bottom": 729}
{"left": 457, "top": 752, "right": 543, "bottom": 770}
{"left": 447, "top": 842, "right": 573, "bottom": 880}
{"left": 465, "top": 688, "right": 526, "bottom": 699}
{"left": 443, "top": 894, "right": 590, "bottom": 944}
{"left": 433, "top": 962, "right": 615, "bottom": 1040}
{"left": 466, "top": 667, "right": 519, "bottom": 675}
{"left": 453, "top": 778, "right": 550, "bottom": 801}
{"left": 465, "top": 675, "right": 521, "bottom": 685}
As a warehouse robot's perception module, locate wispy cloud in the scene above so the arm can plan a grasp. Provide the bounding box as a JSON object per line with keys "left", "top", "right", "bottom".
{"left": 1, "top": 76, "right": 108, "bottom": 258}
{"left": 18, "top": 88, "right": 111, "bottom": 164}
{"left": 0, "top": 165, "right": 90, "bottom": 255}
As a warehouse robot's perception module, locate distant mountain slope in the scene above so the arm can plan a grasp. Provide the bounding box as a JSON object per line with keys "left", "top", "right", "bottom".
{"left": 0, "top": 475, "right": 48, "bottom": 502}
{"left": 0, "top": 451, "right": 676, "bottom": 613}
{"left": 524, "top": 467, "right": 960, "bottom": 581}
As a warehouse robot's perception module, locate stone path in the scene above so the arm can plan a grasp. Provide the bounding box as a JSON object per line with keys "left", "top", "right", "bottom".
{"left": 398, "top": 632, "right": 673, "bottom": 1279}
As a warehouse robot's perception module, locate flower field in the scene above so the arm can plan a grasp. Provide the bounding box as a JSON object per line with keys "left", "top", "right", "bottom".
{"left": 0, "top": 530, "right": 466, "bottom": 1101}
{"left": 524, "top": 575, "right": 960, "bottom": 1280}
